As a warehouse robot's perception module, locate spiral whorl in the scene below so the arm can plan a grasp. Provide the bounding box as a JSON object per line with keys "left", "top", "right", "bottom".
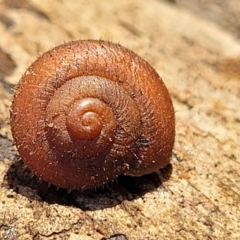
{"left": 10, "top": 40, "right": 175, "bottom": 189}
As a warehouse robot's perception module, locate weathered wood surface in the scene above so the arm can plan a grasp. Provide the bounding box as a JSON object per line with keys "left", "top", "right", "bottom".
{"left": 0, "top": 0, "right": 239, "bottom": 239}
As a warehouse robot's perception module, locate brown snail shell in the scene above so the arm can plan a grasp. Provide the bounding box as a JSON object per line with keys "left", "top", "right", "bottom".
{"left": 10, "top": 40, "right": 175, "bottom": 189}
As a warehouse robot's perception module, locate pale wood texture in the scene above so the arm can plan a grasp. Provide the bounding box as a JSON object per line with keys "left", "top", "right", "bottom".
{"left": 0, "top": 0, "right": 239, "bottom": 239}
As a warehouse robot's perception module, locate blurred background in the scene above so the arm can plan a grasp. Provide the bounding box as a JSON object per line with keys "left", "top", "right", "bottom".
{"left": 0, "top": 1, "right": 240, "bottom": 239}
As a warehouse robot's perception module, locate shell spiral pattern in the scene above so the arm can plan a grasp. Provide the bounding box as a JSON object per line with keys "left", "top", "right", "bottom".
{"left": 10, "top": 40, "right": 175, "bottom": 189}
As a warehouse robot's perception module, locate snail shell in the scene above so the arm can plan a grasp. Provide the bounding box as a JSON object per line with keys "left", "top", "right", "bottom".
{"left": 10, "top": 40, "right": 175, "bottom": 189}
